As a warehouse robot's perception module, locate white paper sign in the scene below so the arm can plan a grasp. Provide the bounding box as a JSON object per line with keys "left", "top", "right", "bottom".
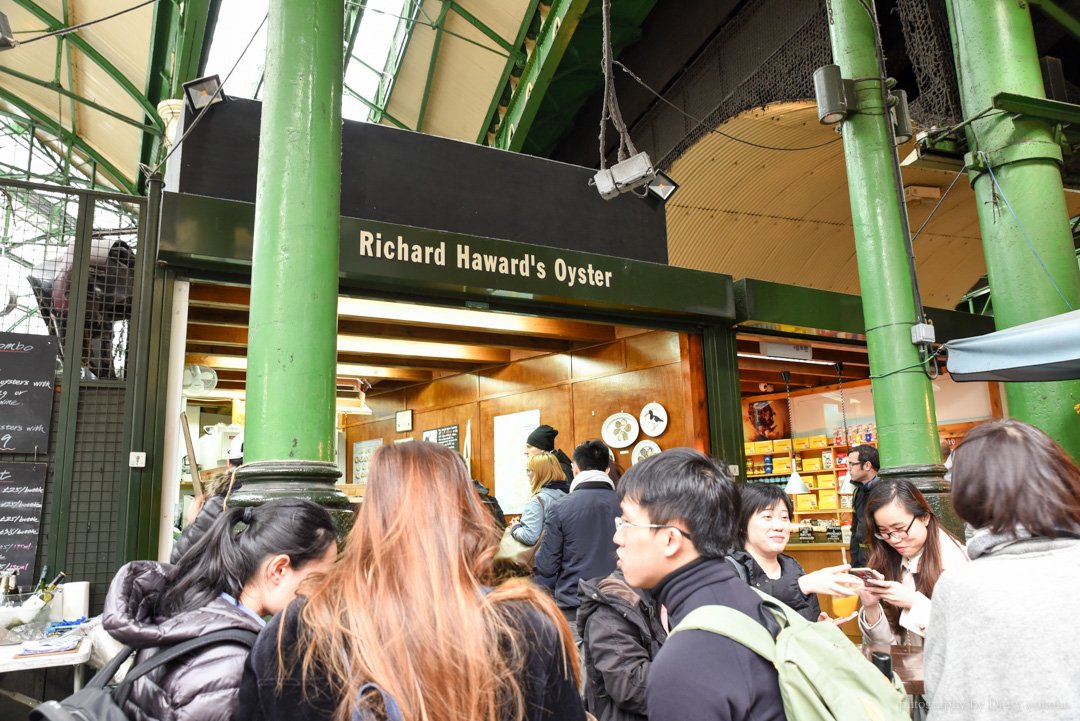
{"left": 493, "top": 409, "right": 541, "bottom": 514}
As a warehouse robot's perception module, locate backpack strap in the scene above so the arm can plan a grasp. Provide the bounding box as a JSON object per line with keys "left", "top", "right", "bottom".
{"left": 353, "top": 682, "right": 404, "bottom": 721}
{"left": 671, "top": 604, "right": 779, "bottom": 665}
{"left": 113, "top": 628, "right": 258, "bottom": 705}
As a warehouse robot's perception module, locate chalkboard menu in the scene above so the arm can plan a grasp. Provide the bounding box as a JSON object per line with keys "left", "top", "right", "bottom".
{"left": 0, "top": 332, "right": 58, "bottom": 454}
{"left": 0, "top": 462, "right": 46, "bottom": 587}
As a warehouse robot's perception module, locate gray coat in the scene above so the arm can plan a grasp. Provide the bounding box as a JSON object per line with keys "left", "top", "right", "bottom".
{"left": 510, "top": 485, "right": 567, "bottom": 545}
{"left": 924, "top": 532, "right": 1080, "bottom": 720}
{"left": 103, "top": 561, "right": 263, "bottom": 721}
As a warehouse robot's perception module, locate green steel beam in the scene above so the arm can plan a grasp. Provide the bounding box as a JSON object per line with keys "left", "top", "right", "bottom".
{"left": 372, "top": 0, "right": 422, "bottom": 123}
{"left": 494, "top": 0, "right": 590, "bottom": 151}
{"left": 0, "top": 87, "right": 135, "bottom": 193}
{"left": 448, "top": 1, "right": 526, "bottom": 64}
{"left": 416, "top": 2, "right": 451, "bottom": 132}
{"left": 343, "top": 1, "right": 366, "bottom": 72}
{"left": 171, "top": 0, "right": 220, "bottom": 94}
{"left": 344, "top": 85, "right": 410, "bottom": 130}
{"left": 991, "top": 91, "right": 1080, "bottom": 126}
{"left": 1030, "top": 0, "right": 1080, "bottom": 43}
{"left": 139, "top": 0, "right": 184, "bottom": 190}
{"left": 947, "top": 0, "right": 1080, "bottom": 457}
{"left": 475, "top": 0, "right": 541, "bottom": 143}
{"left": 12, "top": 0, "right": 163, "bottom": 131}
{"left": 0, "top": 66, "right": 162, "bottom": 134}
{"left": 828, "top": 0, "right": 944, "bottom": 484}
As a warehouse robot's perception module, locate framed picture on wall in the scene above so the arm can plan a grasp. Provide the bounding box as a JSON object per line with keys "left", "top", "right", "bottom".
{"left": 742, "top": 399, "right": 790, "bottom": 441}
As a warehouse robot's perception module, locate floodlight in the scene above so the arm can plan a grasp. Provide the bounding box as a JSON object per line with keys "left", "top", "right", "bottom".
{"left": 647, "top": 170, "right": 679, "bottom": 202}
{"left": 183, "top": 75, "right": 226, "bottom": 114}
{"left": 813, "top": 64, "right": 857, "bottom": 125}
{"left": 891, "top": 89, "right": 913, "bottom": 145}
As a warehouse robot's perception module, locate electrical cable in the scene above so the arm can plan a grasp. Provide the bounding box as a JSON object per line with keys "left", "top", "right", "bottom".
{"left": 869, "top": 345, "right": 947, "bottom": 379}
{"left": 597, "top": 0, "right": 638, "bottom": 169}
{"left": 14, "top": 0, "right": 162, "bottom": 47}
{"left": 147, "top": 12, "right": 269, "bottom": 178}
{"left": 613, "top": 61, "right": 843, "bottom": 152}
{"left": 343, "top": 0, "right": 511, "bottom": 59}
{"left": 981, "top": 151, "right": 1075, "bottom": 311}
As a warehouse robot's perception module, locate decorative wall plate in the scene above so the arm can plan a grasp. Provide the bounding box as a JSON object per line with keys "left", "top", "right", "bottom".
{"left": 632, "top": 440, "right": 661, "bottom": 465}
{"left": 639, "top": 402, "right": 669, "bottom": 437}
{"left": 601, "top": 412, "right": 639, "bottom": 449}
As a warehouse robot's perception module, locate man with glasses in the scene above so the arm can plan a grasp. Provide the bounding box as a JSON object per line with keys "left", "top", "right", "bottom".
{"left": 847, "top": 443, "right": 881, "bottom": 567}
{"left": 613, "top": 448, "right": 786, "bottom": 721}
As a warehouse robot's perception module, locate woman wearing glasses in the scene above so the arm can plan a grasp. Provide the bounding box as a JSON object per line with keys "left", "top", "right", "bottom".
{"left": 857, "top": 478, "right": 968, "bottom": 646}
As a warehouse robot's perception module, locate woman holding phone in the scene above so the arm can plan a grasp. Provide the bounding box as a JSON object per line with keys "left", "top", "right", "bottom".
{"left": 857, "top": 478, "right": 968, "bottom": 646}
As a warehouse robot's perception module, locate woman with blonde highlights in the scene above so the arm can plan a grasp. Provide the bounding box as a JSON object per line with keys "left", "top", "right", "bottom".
{"left": 509, "top": 451, "right": 571, "bottom": 546}
{"left": 236, "top": 441, "right": 585, "bottom": 721}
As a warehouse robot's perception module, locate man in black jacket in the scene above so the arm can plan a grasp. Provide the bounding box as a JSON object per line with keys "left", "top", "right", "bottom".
{"left": 525, "top": 424, "right": 575, "bottom": 482}
{"left": 615, "top": 448, "right": 786, "bottom": 721}
{"left": 847, "top": 443, "right": 881, "bottom": 568}
{"left": 534, "top": 439, "right": 620, "bottom": 676}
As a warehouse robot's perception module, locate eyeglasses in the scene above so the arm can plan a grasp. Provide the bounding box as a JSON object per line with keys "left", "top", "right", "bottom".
{"left": 614, "top": 516, "right": 693, "bottom": 541}
{"left": 873, "top": 516, "right": 917, "bottom": 541}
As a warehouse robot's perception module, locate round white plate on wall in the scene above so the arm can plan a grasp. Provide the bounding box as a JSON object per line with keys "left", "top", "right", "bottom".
{"left": 632, "top": 440, "right": 661, "bottom": 465}
{"left": 602, "top": 412, "right": 640, "bottom": 449}
{"left": 639, "top": 402, "right": 669, "bottom": 437}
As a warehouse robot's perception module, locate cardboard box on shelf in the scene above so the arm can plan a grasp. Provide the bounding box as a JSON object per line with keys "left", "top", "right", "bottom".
{"left": 809, "top": 434, "right": 829, "bottom": 449}
{"left": 817, "top": 474, "right": 837, "bottom": 489}
{"left": 822, "top": 449, "right": 834, "bottom": 469}
{"left": 818, "top": 489, "right": 839, "bottom": 510}
{"left": 802, "top": 457, "right": 822, "bottom": 471}
{"left": 792, "top": 437, "right": 811, "bottom": 451}
{"left": 773, "top": 438, "right": 792, "bottom": 453}
{"left": 795, "top": 494, "right": 818, "bottom": 511}
{"left": 745, "top": 442, "right": 755, "bottom": 456}
{"left": 753, "top": 440, "right": 774, "bottom": 454}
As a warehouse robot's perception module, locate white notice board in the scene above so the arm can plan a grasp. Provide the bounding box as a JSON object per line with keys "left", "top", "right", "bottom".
{"left": 493, "top": 410, "right": 540, "bottom": 514}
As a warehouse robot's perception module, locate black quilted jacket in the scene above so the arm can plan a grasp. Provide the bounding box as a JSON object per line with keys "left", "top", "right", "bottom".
{"left": 103, "top": 561, "right": 262, "bottom": 721}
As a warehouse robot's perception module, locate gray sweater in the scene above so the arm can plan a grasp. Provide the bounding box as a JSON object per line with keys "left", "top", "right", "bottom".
{"left": 924, "top": 531, "right": 1080, "bottom": 721}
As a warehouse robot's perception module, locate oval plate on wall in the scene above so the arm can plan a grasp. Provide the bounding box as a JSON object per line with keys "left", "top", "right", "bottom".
{"left": 632, "top": 439, "right": 661, "bottom": 465}
{"left": 639, "top": 402, "right": 669, "bottom": 437}
{"left": 602, "top": 412, "right": 640, "bottom": 449}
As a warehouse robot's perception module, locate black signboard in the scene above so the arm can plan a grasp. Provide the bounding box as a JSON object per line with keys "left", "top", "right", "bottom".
{"left": 798, "top": 525, "right": 815, "bottom": 542}
{"left": 0, "top": 332, "right": 58, "bottom": 454}
{"left": 0, "top": 462, "right": 46, "bottom": 587}
{"left": 826, "top": 525, "right": 843, "bottom": 543}
{"left": 435, "top": 425, "right": 460, "bottom": 452}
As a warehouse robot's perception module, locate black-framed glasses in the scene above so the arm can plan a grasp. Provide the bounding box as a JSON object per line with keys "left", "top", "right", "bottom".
{"left": 614, "top": 516, "right": 693, "bottom": 541}
{"left": 873, "top": 516, "right": 917, "bottom": 541}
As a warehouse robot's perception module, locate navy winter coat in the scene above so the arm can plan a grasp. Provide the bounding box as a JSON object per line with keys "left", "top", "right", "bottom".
{"left": 648, "top": 557, "right": 787, "bottom": 721}
{"left": 533, "top": 474, "right": 620, "bottom": 609}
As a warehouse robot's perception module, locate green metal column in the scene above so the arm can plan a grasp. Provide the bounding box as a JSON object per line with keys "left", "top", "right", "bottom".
{"left": 946, "top": 0, "right": 1080, "bottom": 458}
{"left": 827, "top": 1, "right": 945, "bottom": 489}
{"left": 232, "top": 0, "right": 351, "bottom": 522}
{"left": 703, "top": 326, "right": 747, "bottom": 482}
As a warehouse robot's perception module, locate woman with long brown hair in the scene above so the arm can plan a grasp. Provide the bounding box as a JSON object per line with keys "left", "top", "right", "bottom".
{"left": 856, "top": 478, "right": 967, "bottom": 646}
{"left": 236, "top": 441, "right": 584, "bottom": 721}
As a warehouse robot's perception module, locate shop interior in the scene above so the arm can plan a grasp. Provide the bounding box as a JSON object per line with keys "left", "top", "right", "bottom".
{"left": 173, "top": 282, "right": 1001, "bottom": 578}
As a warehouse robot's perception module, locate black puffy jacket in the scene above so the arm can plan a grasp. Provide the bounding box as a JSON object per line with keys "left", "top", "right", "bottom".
{"left": 533, "top": 473, "right": 620, "bottom": 609}
{"left": 726, "top": 550, "right": 820, "bottom": 622}
{"left": 103, "top": 561, "right": 262, "bottom": 721}
{"left": 577, "top": 573, "right": 666, "bottom": 721}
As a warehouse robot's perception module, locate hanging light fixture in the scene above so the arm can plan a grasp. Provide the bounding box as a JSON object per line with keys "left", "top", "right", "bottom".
{"left": 781, "top": 371, "right": 810, "bottom": 495}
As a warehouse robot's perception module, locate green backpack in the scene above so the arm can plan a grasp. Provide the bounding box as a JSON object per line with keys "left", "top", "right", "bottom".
{"left": 670, "top": 588, "right": 910, "bottom": 721}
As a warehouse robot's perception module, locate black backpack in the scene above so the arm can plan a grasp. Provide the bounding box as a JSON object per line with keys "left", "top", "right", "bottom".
{"left": 28, "top": 628, "right": 258, "bottom": 721}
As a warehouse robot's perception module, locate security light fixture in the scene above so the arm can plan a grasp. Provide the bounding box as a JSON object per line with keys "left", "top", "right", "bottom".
{"left": 593, "top": 151, "right": 657, "bottom": 200}
{"left": 813, "top": 64, "right": 857, "bottom": 125}
{"left": 891, "top": 89, "right": 913, "bottom": 145}
{"left": 646, "top": 170, "right": 679, "bottom": 202}
{"left": 183, "top": 75, "right": 226, "bottom": 114}
{"left": 0, "top": 12, "right": 15, "bottom": 50}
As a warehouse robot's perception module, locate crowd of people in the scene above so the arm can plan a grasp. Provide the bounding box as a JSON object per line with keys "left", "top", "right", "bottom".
{"left": 95, "top": 418, "right": 1079, "bottom": 721}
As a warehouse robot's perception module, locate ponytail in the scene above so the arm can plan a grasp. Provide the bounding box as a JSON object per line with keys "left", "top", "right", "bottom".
{"left": 160, "top": 498, "right": 336, "bottom": 616}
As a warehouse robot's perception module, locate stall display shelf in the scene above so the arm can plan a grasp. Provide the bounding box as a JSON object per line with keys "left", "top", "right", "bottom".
{"left": 748, "top": 468, "right": 840, "bottom": 478}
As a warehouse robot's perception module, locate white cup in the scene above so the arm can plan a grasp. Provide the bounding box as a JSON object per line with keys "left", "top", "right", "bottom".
{"left": 61, "top": 581, "right": 90, "bottom": 620}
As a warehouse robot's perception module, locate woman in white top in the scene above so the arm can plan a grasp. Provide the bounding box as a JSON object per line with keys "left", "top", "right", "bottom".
{"left": 857, "top": 478, "right": 968, "bottom": 646}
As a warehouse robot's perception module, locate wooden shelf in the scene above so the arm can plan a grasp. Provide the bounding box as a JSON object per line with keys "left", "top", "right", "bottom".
{"left": 794, "top": 509, "right": 851, "bottom": 515}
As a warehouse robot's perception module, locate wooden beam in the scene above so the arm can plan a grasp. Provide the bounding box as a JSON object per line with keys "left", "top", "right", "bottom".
{"left": 187, "top": 283, "right": 617, "bottom": 342}
{"left": 185, "top": 354, "right": 433, "bottom": 381}
{"left": 738, "top": 357, "right": 866, "bottom": 379}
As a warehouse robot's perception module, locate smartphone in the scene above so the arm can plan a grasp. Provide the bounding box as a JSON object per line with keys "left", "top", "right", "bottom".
{"left": 849, "top": 567, "right": 883, "bottom": 582}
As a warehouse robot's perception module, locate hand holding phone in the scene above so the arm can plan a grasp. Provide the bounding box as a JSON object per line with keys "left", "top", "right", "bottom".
{"left": 849, "top": 567, "right": 884, "bottom": 582}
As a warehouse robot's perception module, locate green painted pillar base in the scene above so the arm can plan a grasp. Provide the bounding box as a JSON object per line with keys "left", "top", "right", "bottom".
{"left": 878, "top": 463, "right": 963, "bottom": 538}
{"left": 230, "top": 461, "right": 355, "bottom": 537}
